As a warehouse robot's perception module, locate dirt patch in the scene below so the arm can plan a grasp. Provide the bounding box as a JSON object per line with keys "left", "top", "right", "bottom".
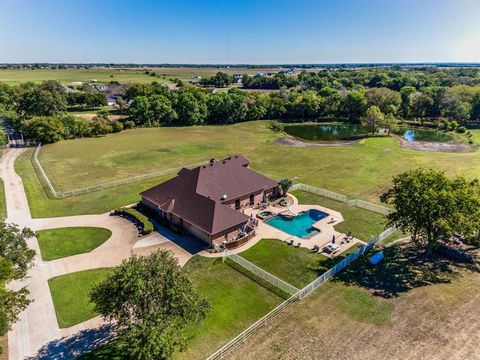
{"left": 391, "top": 134, "right": 475, "bottom": 153}
{"left": 275, "top": 136, "right": 357, "bottom": 148}
{"left": 76, "top": 113, "right": 125, "bottom": 121}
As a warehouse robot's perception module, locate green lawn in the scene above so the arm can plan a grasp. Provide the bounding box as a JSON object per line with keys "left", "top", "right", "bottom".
{"left": 176, "top": 256, "right": 283, "bottom": 360}
{"left": 48, "top": 268, "right": 113, "bottom": 328}
{"left": 14, "top": 149, "right": 174, "bottom": 217}
{"left": 0, "top": 178, "right": 6, "bottom": 219}
{"left": 15, "top": 121, "right": 480, "bottom": 218}
{"left": 36, "top": 227, "right": 112, "bottom": 261}
{"left": 240, "top": 238, "right": 333, "bottom": 288}
{"left": 74, "top": 256, "right": 283, "bottom": 360}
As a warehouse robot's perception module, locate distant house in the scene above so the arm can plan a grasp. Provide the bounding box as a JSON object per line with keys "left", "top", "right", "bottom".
{"left": 94, "top": 85, "right": 108, "bottom": 92}
{"left": 141, "top": 155, "right": 280, "bottom": 247}
{"left": 233, "top": 73, "right": 243, "bottom": 84}
{"left": 107, "top": 96, "right": 117, "bottom": 106}
{"left": 190, "top": 76, "right": 202, "bottom": 84}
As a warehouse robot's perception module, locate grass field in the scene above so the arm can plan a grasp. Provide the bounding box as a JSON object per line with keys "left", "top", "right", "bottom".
{"left": 0, "top": 178, "right": 6, "bottom": 219}
{"left": 15, "top": 122, "right": 480, "bottom": 221}
{"left": 36, "top": 227, "right": 112, "bottom": 261}
{"left": 37, "top": 122, "right": 480, "bottom": 200}
{"left": 14, "top": 149, "right": 174, "bottom": 217}
{"left": 48, "top": 268, "right": 113, "bottom": 328}
{"left": 229, "top": 244, "right": 480, "bottom": 360}
{"left": 0, "top": 67, "right": 281, "bottom": 85}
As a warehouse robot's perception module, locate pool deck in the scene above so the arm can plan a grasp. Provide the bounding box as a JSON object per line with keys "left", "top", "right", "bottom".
{"left": 201, "top": 194, "right": 366, "bottom": 258}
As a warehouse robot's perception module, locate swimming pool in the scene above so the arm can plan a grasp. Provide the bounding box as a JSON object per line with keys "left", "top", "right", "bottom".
{"left": 265, "top": 209, "right": 328, "bottom": 239}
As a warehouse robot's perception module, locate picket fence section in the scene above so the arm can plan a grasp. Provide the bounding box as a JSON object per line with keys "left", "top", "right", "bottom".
{"left": 207, "top": 226, "right": 396, "bottom": 360}
{"left": 290, "top": 183, "right": 392, "bottom": 215}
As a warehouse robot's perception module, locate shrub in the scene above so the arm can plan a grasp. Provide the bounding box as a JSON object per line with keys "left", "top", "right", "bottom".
{"left": 113, "top": 207, "right": 153, "bottom": 235}
{"left": 449, "top": 120, "right": 459, "bottom": 131}
{"left": 456, "top": 126, "right": 466, "bottom": 133}
{"left": 268, "top": 120, "right": 284, "bottom": 132}
{"left": 437, "top": 122, "right": 447, "bottom": 131}
{"left": 110, "top": 120, "right": 124, "bottom": 133}
{"left": 123, "top": 120, "right": 135, "bottom": 129}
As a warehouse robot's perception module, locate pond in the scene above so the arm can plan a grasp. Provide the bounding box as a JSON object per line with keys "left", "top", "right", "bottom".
{"left": 284, "top": 124, "right": 371, "bottom": 141}
{"left": 394, "top": 128, "right": 453, "bottom": 142}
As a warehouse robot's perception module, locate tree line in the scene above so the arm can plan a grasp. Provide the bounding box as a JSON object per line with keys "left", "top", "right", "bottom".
{"left": 1, "top": 67, "right": 480, "bottom": 144}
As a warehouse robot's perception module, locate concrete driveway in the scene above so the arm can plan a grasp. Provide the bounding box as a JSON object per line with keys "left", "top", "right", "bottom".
{"left": 0, "top": 148, "right": 195, "bottom": 359}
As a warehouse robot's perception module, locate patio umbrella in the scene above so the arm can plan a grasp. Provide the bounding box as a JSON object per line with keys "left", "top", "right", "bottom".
{"left": 332, "top": 235, "right": 336, "bottom": 244}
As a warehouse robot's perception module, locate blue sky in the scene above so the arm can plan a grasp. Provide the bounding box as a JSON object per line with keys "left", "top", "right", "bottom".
{"left": 0, "top": 0, "right": 479, "bottom": 63}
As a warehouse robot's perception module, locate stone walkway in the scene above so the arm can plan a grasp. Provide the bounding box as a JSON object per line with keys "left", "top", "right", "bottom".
{"left": 0, "top": 148, "right": 193, "bottom": 359}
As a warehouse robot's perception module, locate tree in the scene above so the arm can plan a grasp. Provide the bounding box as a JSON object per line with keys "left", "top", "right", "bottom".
{"left": 16, "top": 81, "right": 67, "bottom": 118}
{"left": 175, "top": 92, "right": 207, "bottom": 125}
{"left": 399, "top": 86, "right": 416, "bottom": 118}
{"left": 364, "top": 87, "right": 401, "bottom": 115}
{"left": 90, "top": 250, "right": 209, "bottom": 360}
{"left": 381, "top": 169, "right": 480, "bottom": 251}
{"left": 342, "top": 90, "right": 366, "bottom": 122}
{"left": 279, "top": 178, "right": 293, "bottom": 196}
{"left": 21, "top": 116, "right": 66, "bottom": 143}
{"left": 0, "top": 223, "right": 35, "bottom": 354}
{"left": 362, "top": 105, "right": 385, "bottom": 134}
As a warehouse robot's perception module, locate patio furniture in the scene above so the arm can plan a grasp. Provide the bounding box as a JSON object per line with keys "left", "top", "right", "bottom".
{"left": 288, "top": 239, "right": 294, "bottom": 245}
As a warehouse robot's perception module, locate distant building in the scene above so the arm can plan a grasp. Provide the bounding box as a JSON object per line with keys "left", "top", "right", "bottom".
{"left": 190, "top": 76, "right": 202, "bottom": 84}
{"left": 94, "top": 85, "right": 108, "bottom": 92}
{"left": 233, "top": 74, "right": 243, "bottom": 83}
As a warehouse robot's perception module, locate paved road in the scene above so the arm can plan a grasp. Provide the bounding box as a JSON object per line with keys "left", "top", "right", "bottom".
{"left": 0, "top": 148, "right": 193, "bottom": 359}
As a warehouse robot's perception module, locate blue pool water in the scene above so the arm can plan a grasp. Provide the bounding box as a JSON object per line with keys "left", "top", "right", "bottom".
{"left": 265, "top": 209, "right": 328, "bottom": 239}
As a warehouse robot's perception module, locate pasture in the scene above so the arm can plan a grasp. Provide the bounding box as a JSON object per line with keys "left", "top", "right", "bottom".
{"left": 229, "top": 244, "right": 480, "bottom": 360}
{"left": 28, "top": 121, "right": 480, "bottom": 219}
{"left": 0, "top": 67, "right": 280, "bottom": 85}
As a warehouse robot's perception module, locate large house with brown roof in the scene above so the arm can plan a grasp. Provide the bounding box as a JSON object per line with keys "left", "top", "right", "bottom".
{"left": 140, "top": 155, "right": 280, "bottom": 247}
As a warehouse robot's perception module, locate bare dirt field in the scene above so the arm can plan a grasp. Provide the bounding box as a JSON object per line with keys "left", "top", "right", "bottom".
{"left": 228, "top": 245, "right": 480, "bottom": 360}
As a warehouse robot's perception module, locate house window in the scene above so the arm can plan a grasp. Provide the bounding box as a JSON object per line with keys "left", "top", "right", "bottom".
{"left": 249, "top": 194, "right": 254, "bottom": 206}
{"left": 235, "top": 199, "right": 241, "bottom": 210}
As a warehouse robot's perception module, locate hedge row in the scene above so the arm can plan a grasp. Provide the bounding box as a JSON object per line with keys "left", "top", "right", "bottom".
{"left": 113, "top": 207, "right": 154, "bottom": 235}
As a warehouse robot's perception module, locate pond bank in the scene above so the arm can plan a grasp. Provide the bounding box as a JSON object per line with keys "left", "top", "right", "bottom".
{"left": 275, "top": 136, "right": 358, "bottom": 147}
{"left": 391, "top": 134, "right": 475, "bottom": 153}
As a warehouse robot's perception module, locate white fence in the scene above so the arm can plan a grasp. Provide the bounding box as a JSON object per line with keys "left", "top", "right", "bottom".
{"left": 207, "top": 226, "right": 396, "bottom": 360}
{"left": 290, "top": 183, "right": 348, "bottom": 203}
{"left": 226, "top": 253, "right": 300, "bottom": 296}
{"left": 291, "top": 183, "right": 393, "bottom": 215}
{"left": 32, "top": 143, "right": 209, "bottom": 199}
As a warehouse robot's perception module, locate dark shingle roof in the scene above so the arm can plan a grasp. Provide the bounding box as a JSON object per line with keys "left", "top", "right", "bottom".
{"left": 141, "top": 155, "right": 276, "bottom": 236}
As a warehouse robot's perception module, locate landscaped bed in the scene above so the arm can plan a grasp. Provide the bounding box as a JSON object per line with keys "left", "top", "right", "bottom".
{"left": 48, "top": 268, "right": 113, "bottom": 328}
{"left": 37, "top": 227, "right": 112, "bottom": 261}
